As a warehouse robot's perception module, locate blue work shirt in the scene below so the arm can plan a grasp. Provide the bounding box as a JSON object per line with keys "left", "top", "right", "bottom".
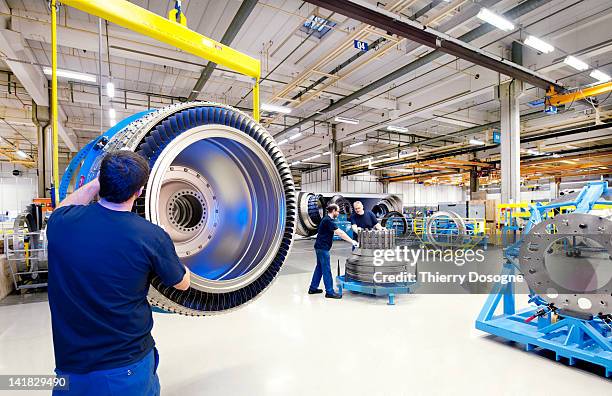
{"left": 350, "top": 210, "right": 379, "bottom": 229}
{"left": 314, "top": 215, "right": 338, "bottom": 251}
{"left": 47, "top": 203, "right": 185, "bottom": 374}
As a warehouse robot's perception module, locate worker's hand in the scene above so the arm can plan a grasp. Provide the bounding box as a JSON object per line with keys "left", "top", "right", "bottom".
{"left": 352, "top": 240, "right": 359, "bottom": 248}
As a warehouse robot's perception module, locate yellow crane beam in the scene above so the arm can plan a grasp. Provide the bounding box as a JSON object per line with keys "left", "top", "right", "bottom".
{"left": 51, "top": 0, "right": 262, "bottom": 205}
{"left": 547, "top": 82, "right": 612, "bottom": 107}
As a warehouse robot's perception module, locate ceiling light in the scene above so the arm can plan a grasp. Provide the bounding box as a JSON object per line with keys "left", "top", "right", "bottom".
{"left": 261, "top": 103, "right": 292, "bottom": 114}
{"left": 527, "top": 149, "right": 540, "bottom": 155}
{"left": 377, "top": 153, "right": 390, "bottom": 158}
{"left": 524, "top": 35, "right": 554, "bottom": 54}
{"left": 277, "top": 139, "right": 288, "bottom": 145}
{"left": 349, "top": 141, "right": 363, "bottom": 148}
{"left": 322, "top": 151, "right": 330, "bottom": 155}
{"left": 477, "top": 8, "right": 515, "bottom": 31}
{"left": 15, "top": 150, "right": 27, "bottom": 159}
{"left": 304, "top": 154, "right": 321, "bottom": 161}
{"left": 106, "top": 81, "right": 115, "bottom": 98}
{"left": 43, "top": 67, "right": 97, "bottom": 82}
{"left": 386, "top": 125, "right": 408, "bottom": 133}
{"left": 108, "top": 108, "right": 116, "bottom": 119}
{"left": 290, "top": 161, "right": 301, "bottom": 166}
{"left": 363, "top": 157, "right": 373, "bottom": 161}
{"left": 289, "top": 133, "right": 302, "bottom": 141}
{"left": 590, "top": 69, "right": 611, "bottom": 83}
{"left": 563, "top": 56, "right": 589, "bottom": 71}
{"left": 551, "top": 153, "right": 561, "bottom": 158}
{"left": 469, "top": 139, "right": 485, "bottom": 145}
{"left": 334, "top": 116, "right": 359, "bottom": 125}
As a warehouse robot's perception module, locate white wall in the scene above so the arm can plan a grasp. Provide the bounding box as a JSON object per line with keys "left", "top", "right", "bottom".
{"left": 300, "top": 169, "right": 464, "bottom": 205}
{"left": 0, "top": 163, "right": 37, "bottom": 215}
{"left": 388, "top": 181, "right": 464, "bottom": 205}
{"left": 301, "top": 169, "right": 383, "bottom": 193}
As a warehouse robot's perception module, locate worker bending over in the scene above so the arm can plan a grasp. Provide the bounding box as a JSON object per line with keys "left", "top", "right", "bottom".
{"left": 308, "top": 203, "right": 358, "bottom": 299}
{"left": 47, "top": 150, "right": 190, "bottom": 396}
{"left": 350, "top": 200, "right": 382, "bottom": 236}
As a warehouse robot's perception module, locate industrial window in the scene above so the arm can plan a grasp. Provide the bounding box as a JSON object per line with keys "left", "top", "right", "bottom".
{"left": 300, "top": 15, "right": 336, "bottom": 39}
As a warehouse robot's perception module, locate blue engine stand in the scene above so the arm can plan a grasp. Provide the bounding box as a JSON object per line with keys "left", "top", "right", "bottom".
{"left": 476, "top": 181, "right": 612, "bottom": 377}
{"left": 336, "top": 275, "right": 417, "bottom": 305}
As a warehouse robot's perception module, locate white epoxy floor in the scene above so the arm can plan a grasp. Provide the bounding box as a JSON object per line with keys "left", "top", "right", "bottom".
{"left": 0, "top": 240, "right": 610, "bottom": 395}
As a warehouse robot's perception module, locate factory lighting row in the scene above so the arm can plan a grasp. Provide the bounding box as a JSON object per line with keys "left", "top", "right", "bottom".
{"left": 477, "top": 9, "right": 610, "bottom": 82}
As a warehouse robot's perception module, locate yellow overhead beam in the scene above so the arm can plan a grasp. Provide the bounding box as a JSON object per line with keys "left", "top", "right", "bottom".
{"left": 547, "top": 82, "right": 612, "bottom": 107}
{"left": 60, "top": 0, "right": 261, "bottom": 80}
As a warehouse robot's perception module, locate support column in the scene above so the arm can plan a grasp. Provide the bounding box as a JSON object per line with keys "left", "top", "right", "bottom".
{"left": 32, "top": 102, "right": 51, "bottom": 197}
{"left": 469, "top": 168, "right": 479, "bottom": 195}
{"left": 499, "top": 42, "right": 524, "bottom": 203}
{"left": 498, "top": 79, "right": 523, "bottom": 203}
{"left": 550, "top": 177, "right": 561, "bottom": 200}
{"left": 382, "top": 179, "right": 389, "bottom": 193}
{"left": 329, "top": 124, "right": 342, "bottom": 192}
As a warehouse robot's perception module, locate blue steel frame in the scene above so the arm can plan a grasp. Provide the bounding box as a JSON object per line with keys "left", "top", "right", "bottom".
{"left": 336, "top": 275, "right": 417, "bottom": 305}
{"left": 476, "top": 181, "right": 612, "bottom": 377}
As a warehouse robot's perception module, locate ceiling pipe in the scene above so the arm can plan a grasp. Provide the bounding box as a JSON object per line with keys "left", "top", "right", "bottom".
{"left": 188, "top": 0, "right": 258, "bottom": 101}
{"left": 274, "top": 0, "right": 553, "bottom": 139}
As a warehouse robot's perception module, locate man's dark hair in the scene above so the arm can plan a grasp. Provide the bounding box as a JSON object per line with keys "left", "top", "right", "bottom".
{"left": 99, "top": 150, "right": 150, "bottom": 203}
{"left": 326, "top": 203, "right": 339, "bottom": 214}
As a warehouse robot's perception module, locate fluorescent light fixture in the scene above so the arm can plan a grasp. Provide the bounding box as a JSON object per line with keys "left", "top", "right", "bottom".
{"left": 322, "top": 151, "right": 331, "bottom": 155}
{"left": 469, "top": 139, "right": 485, "bottom": 145}
{"left": 551, "top": 153, "right": 561, "bottom": 158}
{"left": 290, "top": 161, "right": 301, "bottom": 166}
{"left": 43, "top": 67, "right": 97, "bottom": 82}
{"left": 277, "top": 139, "right": 288, "bottom": 145}
{"left": 527, "top": 148, "right": 540, "bottom": 155}
{"left": 261, "top": 103, "right": 292, "bottom": 114}
{"left": 348, "top": 141, "right": 363, "bottom": 148}
{"left": 334, "top": 116, "right": 359, "bottom": 125}
{"left": 108, "top": 108, "right": 116, "bottom": 119}
{"left": 563, "top": 56, "right": 589, "bottom": 71}
{"left": 106, "top": 81, "right": 115, "bottom": 98}
{"left": 524, "top": 35, "right": 554, "bottom": 54}
{"left": 377, "top": 153, "right": 390, "bottom": 158}
{"left": 289, "top": 133, "right": 302, "bottom": 141}
{"left": 477, "top": 8, "right": 514, "bottom": 31}
{"left": 386, "top": 125, "right": 408, "bottom": 133}
{"left": 304, "top": 154, "right": 321, "bottom": 161}
{"left": 590, "top": 69, "right": 611, "bottom": 83}
{"left": 15, "top": 150, "right": 27, "bottom": 159}
{"left": 364, "top": 157, "right": 374, "bottom": 161}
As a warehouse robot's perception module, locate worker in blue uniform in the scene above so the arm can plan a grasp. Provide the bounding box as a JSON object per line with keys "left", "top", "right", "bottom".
{"left": 308, "top": 203, "right": 358, "bottom": 299}
{"left": 47, "top": 151, "right": 190, "bottom": 396}
{"left": 350, "top": 200, "right": 382, "bottom": 238}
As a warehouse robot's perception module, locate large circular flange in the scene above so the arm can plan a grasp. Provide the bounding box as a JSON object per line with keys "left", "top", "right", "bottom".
{"left": 146, "top": 124, "right": 286, "bottom": 295}
{"left": 425, "top": 211, "right": 467, "bottom": 249}
{"left": 519, "top": 213, "right": 612, "bottom": 317}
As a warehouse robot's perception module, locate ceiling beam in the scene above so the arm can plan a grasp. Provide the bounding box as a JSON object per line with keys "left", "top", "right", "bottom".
{"left": 188, "top": 0, "right": 258, "bottom": 100}
{"left": 0, "top": 27, "right": 78, "bottom": 151}
{"left": 304, "top": 0, "right": 561, "bottom": 91}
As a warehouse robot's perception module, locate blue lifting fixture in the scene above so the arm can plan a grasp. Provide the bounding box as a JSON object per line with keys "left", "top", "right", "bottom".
{"left": 476, "top": 181, "right": 612, "bottom": 377}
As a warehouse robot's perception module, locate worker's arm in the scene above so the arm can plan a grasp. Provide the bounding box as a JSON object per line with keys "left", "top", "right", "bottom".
{"left": 351, "top": 224, "right": 361, "bottom": 233}
{"left": 58, "top": 178, "right": 100, "bottom": 208}
{"left": 173, "top": 267, "right": 191, "bottom": 290}
{"left": 335, "top": 228, "right": 358, "bottom": 246}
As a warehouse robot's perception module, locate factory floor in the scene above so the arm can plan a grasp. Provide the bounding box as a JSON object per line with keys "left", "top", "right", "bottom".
{"left": 0, "top": 239, "right": 610, "bottom": 395}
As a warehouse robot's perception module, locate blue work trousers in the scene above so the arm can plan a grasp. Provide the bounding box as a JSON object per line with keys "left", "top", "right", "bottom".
{"left": 53, "top": 348, "right": 160, "bottom": 396}
{"left": 310, "top": 248, "right": 334, "bottom": 294}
